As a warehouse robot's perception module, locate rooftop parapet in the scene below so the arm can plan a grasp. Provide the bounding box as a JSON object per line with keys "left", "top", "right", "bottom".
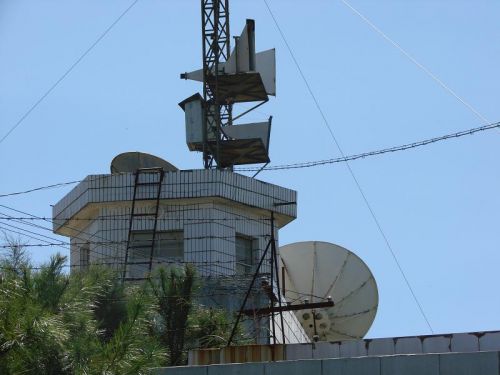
{"left": 53, "top": 169, "right": 297, "bottom": 236}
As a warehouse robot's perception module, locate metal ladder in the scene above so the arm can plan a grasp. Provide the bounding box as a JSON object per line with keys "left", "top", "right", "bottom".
{"left": 122, "top": 167, "right": 165, "bottom": 281}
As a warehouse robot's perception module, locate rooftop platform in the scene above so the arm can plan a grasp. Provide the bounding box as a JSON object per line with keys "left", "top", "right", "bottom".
{"left": 52, "top": 170, "right": 297, "bottom": 236}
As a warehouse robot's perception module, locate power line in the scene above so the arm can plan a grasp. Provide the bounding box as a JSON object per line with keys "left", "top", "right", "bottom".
{"left": 0, "top": 204, "right": 140, "bottom": 273}
{"left": 0, "top": 225, "right": 67, "bottom": 250}
{"left": 1, "top": 119, "right": 498, "bottom": 199}
{"left": 0, "top": 234, "right": 270, "bottom": 248}
{"left": 263, "top": 0, "right": 434, "bottom": 333}
{"left": 0, "top": 174, "right": 117, "bottom": 198}
{"left": 0, "top": 216, "right": 272, "bottom": 222}
{"left": 0, "top": 203, "right": 275, "bottom": 277}
{"left": 0, "top": 0, "right": 140, "bottom": 146}
{"left": 237, "top": 120, "right": 500, "bottom": 171}
{"left": 339, "top": 0, "right": 490, "bottom": 126}
{"left": 0, "top": 180, "right": 83, "bottom": 198}
{"left": 0, "top": 221, "right": 66, "bottom": 245}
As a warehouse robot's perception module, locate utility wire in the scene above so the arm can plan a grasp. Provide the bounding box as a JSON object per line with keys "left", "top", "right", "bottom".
{"left": 339, "top": 0, "right": 490, "bottom": 125}
{"left": 0, "top": 221, "right": 66, "bottom": 245}
{"left": 0, "top": 225, "right": 66, "bottom": 249}
{"left": 0, "top": 0, "right": 140, "bottom": 146}
{"left": 237, "top": 120, "right": 500, "bottom": 172}
{"left": 0, "top": 203, "right": 274, "bottom": 277}
{"left": 0, "top": 216, "right": 272, "bottom": 222}
{"left": 263, "top": 0, "right": 434, "bottom": 333}
{"left": 1, "top": 119, "right": 498, "bottom": 199}
{"left": 0, "top": 180, "right": 83, "bottom": 198}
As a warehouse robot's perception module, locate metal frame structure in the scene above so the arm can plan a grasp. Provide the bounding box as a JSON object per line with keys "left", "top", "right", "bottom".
{"left": 201, "top": 0, "right": 232, "bottom": 169}
{"left": 122, "top": 167, "right": 165, "bottom": 282}
{"left": 227, "top": 209, "right": 284, "bottom": 345}
{"left": 227, "top": 201, "right": 335, "bottom": 345}
{"left": 181, "top": 0, "right": 275, "bottom": 170}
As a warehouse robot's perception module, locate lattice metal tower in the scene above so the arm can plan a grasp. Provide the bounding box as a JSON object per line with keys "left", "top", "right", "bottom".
{"left": 181, "top": 0, "right": 276, "bottom": 170}
{"left": 201, "top": 0, "right": 232, "bottom": 169}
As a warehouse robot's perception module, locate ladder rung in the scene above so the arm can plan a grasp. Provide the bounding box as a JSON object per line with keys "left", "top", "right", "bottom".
{"left": 135, "top": 182, "right": 162, "bottom": 186}
{"left": 124, "top": 167, "right": 164, "bottom": 283}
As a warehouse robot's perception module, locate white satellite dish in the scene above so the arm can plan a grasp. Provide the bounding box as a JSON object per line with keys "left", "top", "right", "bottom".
{"left": 110, "top": 152, "right": 178, "bottom": 174}
{"left": 279, "top": 241, "right": 378, "bottom": 342}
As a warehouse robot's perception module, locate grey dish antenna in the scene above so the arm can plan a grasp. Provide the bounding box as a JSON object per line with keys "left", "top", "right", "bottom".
{"left": 279, "top": 241, "right": 378, "bottom": 342}
{"left": 110, "top": 152, "right": 178, "bottom": 174}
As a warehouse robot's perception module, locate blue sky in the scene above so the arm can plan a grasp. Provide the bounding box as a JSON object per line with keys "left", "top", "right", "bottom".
{"left": 0, "top": 0, "right": 499, "bottom": 339}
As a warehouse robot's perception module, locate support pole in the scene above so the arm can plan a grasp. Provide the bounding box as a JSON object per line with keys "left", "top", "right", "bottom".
{"left": 228, "top": 202, "right": 297, "bottom": 346}
{"left": 271, "top": 211, "right": 286, "bottom": 345}
{"left": 270, "top": 215, "right": 276, "bottom": 344}
{"left": 227, "top": 239, "right": 272, "bottom": 346}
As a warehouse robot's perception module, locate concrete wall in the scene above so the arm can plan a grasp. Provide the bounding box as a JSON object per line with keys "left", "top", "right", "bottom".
{"left": 153, "top": 351, "right": 500, "bottom": 375}
{"left": 281, "top": 331, "right": 500, "bottom": 361}
{"left": 85, "top": 201, "right": 273, "bottom": 277}
{"left": 188, "top": 331, "right": 500, "bottom": 365}
{"left": 53, "top": 169, "right": 306, "bottom": 344}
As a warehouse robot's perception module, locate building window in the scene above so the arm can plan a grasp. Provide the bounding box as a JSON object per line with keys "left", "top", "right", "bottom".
{"left": 236, "top": 235, "right": 253, "bottom": 275}
{"left": 80, "top": 243, "right": 90, "bottom": 270}
{"left": 129, "top": 231, "right": 184, "bottom": 278}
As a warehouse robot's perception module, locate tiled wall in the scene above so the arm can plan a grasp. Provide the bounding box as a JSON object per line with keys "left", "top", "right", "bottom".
{"left": 53, "top": 170, "right": 297, "bottom": 233}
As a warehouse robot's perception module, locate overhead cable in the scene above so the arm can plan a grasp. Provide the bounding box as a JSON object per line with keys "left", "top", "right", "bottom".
{"left": 238, "top": 121, "right": 500, "bottom": 172}
{"left": 1, "top": 119, "right": 498, "bottom": 199}
{"left": 0, "top": 180, "right": 83, "bottom": 198}
{"left": 339, "top": 0, "right": 490, "bottom": 125}
{"left": 0, "top": 0, "right": 140, "bottom": 146}
{"left": 263, "top": 0, "right": 434, "bottom": 333}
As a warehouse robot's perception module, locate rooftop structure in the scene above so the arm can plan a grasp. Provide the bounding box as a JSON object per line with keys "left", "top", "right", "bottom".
{"left": 179, "top": 2, "right": 276, "bottom": 169}
{"left": 153, "top": 330, "right": 500, "bottom": 374}
{"left": 53, "top": 168, "right": 296, "bottom": 278}
{"left": 52, "top": 162, "right": 308, "bottom": 343}
{"left": 51, "top": 0, "right": 378, "bottom": 348}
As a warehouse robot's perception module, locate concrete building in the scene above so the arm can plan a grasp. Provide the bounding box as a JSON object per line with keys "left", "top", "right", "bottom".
{"left": 52, "top": 169, "right": 296, "bottom": 275}
{"left": 52, "top": 167, "right": 308, "bottom": 343}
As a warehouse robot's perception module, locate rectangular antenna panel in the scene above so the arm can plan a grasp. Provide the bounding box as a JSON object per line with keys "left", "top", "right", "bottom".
{"left": 223, "top": 119, "right": 271, "bottom": 151}
{"left": 225, "top": 19, "right": 256, "bottom": 74}
{"left": 256, "top": 49, "right": 276, "bottom": 96}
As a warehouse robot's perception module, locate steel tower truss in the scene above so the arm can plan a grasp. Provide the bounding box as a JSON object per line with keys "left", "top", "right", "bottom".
{"left": 181, "top": 0, "right": 275, "bottom": 170}
{"left": 201, "top": 0, "right": 232, "bottom": 169}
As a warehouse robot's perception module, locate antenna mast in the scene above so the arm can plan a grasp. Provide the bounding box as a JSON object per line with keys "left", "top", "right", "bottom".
{"left": 180, "top": 0, "right": 276, "bottom": 170}
{"left": 201, "top": 0, "right": 232, "bottom": 169}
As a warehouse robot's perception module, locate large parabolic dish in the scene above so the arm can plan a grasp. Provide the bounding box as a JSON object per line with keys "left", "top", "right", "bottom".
{"left": 279, "top": 241, "right": 378, "bottom": 342}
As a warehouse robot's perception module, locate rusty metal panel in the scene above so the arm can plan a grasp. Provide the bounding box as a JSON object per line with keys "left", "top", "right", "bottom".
{"left": 189, "top": 345, "right": 285, "bottom": 366}
{"left": 189, "top": 348, "right": 221, "bottom": 366}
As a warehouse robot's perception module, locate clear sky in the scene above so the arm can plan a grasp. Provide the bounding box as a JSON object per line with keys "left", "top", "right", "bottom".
{"left": 1, "top": 0, "right": 499, "bottom": 339}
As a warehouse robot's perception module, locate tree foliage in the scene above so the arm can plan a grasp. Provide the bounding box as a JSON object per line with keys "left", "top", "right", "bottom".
{"left": 0, "top": 237, "right": 240, "bottom": 373}
{"left": 148, "top": 265, "right": 196, "bottom": 366}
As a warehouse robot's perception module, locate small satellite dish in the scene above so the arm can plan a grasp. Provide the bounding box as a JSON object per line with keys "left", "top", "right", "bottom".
{"left": 279, "top": 241, "right": 378, "bottom": 342}
{"left": 110, "top": 152, "right": 178, "bottom": 174}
